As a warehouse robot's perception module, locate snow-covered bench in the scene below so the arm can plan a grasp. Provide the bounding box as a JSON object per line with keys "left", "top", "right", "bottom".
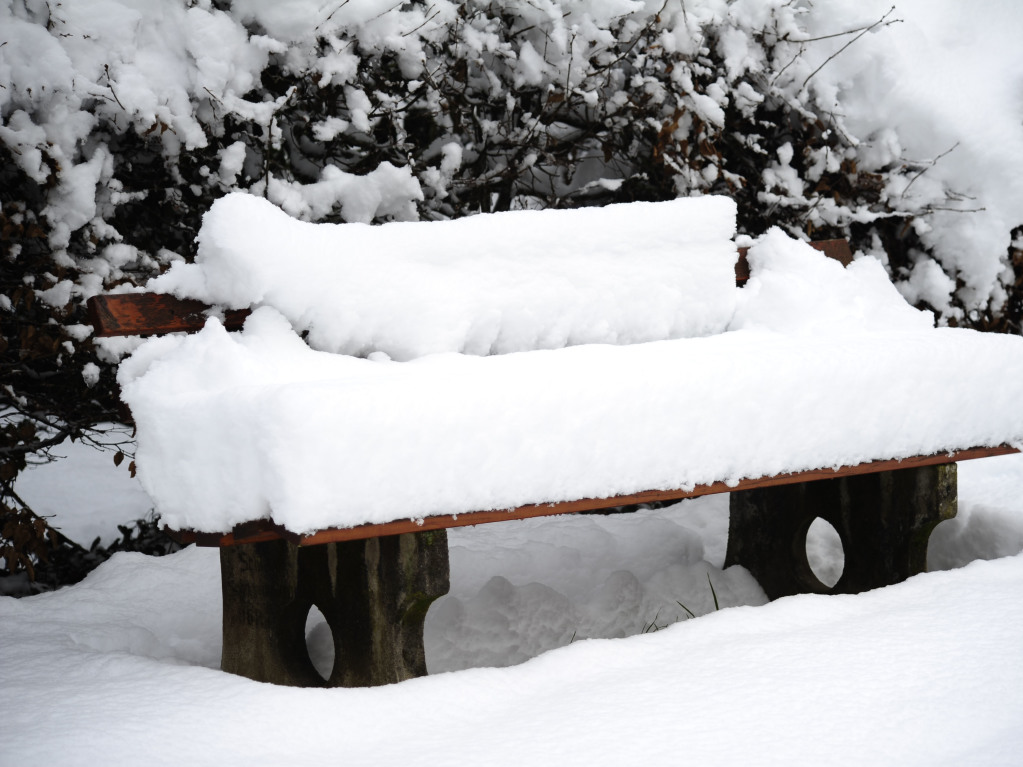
{"left": 88, "top": 193, "right": 1023, "bottom": 688}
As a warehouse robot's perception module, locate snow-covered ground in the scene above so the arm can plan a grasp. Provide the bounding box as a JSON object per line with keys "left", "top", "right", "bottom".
{"left": 5, "top": 443, "right": 1023, "bottom": 765}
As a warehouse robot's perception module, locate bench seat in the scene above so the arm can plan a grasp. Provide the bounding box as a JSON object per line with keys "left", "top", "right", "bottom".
{"left": 118, "top": 308, "right": 1023, "bottom": 540}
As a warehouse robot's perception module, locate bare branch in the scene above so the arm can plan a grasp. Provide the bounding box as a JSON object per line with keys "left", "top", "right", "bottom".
{"left": 802, "top": 7, "right": 901, "bottom": 89}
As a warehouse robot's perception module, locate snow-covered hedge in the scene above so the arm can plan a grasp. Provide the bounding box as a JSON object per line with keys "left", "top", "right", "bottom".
{"left": 5, "top": 1, "right": 1022, "bottom": 322}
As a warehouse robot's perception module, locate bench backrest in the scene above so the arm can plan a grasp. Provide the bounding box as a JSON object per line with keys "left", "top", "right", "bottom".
{"left": 87, "top": 240, "right": 853, "bottom": 337}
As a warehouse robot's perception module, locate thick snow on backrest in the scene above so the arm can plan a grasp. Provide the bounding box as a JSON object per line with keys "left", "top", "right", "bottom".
{"left": 148, "top": 193, "right": 739, "bottom": 360}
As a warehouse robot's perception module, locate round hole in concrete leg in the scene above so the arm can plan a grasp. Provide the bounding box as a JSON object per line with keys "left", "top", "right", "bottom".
{"left": 805, "top": 517, "right": 844, "bottom": 589}
{"left": 304, "top": 605, "right": 335, "bottom": 681}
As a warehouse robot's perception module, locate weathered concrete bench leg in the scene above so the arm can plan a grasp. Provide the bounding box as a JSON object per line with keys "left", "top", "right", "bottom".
{"left": 220, "top": 530, "right": 449, "bottom": 687}
{"left": 724, "top": 464, "right": 956, "bottom": 600}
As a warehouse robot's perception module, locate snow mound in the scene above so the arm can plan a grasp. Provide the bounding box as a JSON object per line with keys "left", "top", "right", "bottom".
{"left": 733, "top": 228, "right": 935, "bottom": 335}
{"left": 149, "top": 193, "right": 739, "bottom": 360}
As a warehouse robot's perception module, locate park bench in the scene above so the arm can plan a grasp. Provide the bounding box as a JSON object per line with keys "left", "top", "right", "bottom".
{"left": 87, "top": 194, "right": 1021, "bottom": 688}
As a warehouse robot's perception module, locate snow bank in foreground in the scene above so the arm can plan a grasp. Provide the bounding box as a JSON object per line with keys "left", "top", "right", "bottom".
{"left": 149, "top": 193, "right": 739, "bottom": 359}
{"left": 3, "top": 538, "right": 1022, "bottom": 766}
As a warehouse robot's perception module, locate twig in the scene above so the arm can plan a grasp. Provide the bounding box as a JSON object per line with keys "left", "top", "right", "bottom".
{"left": 0, "top": 482, "right": 88, "bottom": 554}
{"left": 104, "top": 65, "right": 126, "bottom": 111}
{"left": 369, "top": 0, "right": 404, "bottom": 23}
{"left": 901, "top": 142, "right": 960, "bottom": 196}
{"left": 402, "top": 4, "right": 441, "bottom": 37}
{"left": 771, "top": 43, "right": 806, "bottom": 86}
{"left": 786, "top": 16, "right": 901, "bottom": 44}
{"left": 0, "top": 429, "right": 71, "bottom": 457}
{"left": 320, "top": 0, "right": 351, "bottom": 27}
{"left": 919, "top": 205, "right": 986, "bottom": 214}
{"left": 802, "top": 7, "right": 900, "bottom": 89}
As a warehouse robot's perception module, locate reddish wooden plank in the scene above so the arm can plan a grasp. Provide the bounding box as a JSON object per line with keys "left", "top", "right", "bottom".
{"left": 170, "top": 444, "right": 1019, "bottom": 547}
{"left": 813, "top": 238, "right": 855, "bottom": 265}
{"left": 87, "top": 293, "right": 250, "bottom": 337}
{"left": 735, "top": 238, "right": 852, "bottom": 285}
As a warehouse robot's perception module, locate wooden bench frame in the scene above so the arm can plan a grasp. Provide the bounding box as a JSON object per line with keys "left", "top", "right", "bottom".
{"left": 87, "top": 239, "right": 1019, "bottom": 687}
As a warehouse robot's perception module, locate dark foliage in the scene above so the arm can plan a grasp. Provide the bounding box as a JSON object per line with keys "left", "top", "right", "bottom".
{"left": 1, "top": 504, "right": 181, "bottom": 597}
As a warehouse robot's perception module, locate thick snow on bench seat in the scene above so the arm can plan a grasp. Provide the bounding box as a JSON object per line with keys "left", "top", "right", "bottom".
{"left": 120, "top": 222, "right": 1023, "bottom": 535}
{"left": 121, "top": 312, "right": 1023, "bottom": 535}
{"left": 148, "top": 193, "right": 739, "bottom": 360}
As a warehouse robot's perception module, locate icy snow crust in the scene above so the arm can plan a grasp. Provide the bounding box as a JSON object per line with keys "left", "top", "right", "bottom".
{"left": 121, "top": 202, "right": 1023, "bottom": 534}
{"left": 151, "top": 193, "right": 740, "bottom": 359}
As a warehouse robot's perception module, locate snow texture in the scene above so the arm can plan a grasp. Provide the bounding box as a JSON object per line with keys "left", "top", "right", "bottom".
{"left": 120, "top": 203, "right": 1023, "bottom": 535}
{"left": 150, "top": 192, "right": 739, "bottom": 359}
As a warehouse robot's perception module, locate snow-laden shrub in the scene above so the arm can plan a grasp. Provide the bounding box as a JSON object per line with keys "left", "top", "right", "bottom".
{"left": 2, "top": 0, "right": 1021, "bottom": 575}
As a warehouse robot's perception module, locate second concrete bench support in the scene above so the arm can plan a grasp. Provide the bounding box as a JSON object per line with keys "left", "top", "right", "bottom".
{"left": 725, "top": 464, "right": 957, "bottom": 600}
